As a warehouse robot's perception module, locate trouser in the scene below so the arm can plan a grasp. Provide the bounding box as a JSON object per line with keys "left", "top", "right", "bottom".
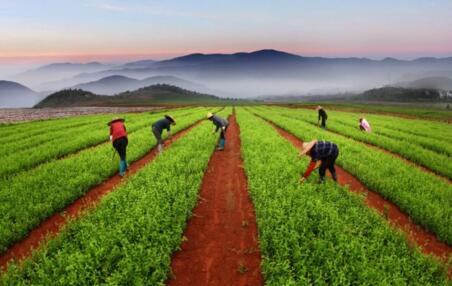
{"left": 152, "top": 126, "right": 163, "bottom": 145}
{"left": 321, "top": 118, "right": 326, "bottom": 128}
{"left": 220, "top": 125, "right": 229, "bottom": 139}
{"left": 113, "top": 137, "right": 128, "bottom": 161}
{"left": 319, "top": 151, "right": 338, "bottom": 181}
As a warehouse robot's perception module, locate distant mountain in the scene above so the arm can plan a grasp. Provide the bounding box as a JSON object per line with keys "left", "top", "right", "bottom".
{"left": 14, "top": 62, "right": 112, "bottom": 88}
{"left": 0, "top": 80, "right": 43, "bottom": 108}
{"left": 119, "top": 59, "right": 156, "bottom": 69}
{"left": 72, "top": 49, "right": 452, "bottom": 97}
{"left": 35, "top": 84, "right": 228, "bottom": 107}
{"left": 393, "top": 77, "right": 452, "bottom": 91}
{"left": 71, "top": 75, "right": 213, "bottom": 95}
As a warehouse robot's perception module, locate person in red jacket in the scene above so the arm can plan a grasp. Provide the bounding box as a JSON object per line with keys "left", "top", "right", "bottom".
{"left": 299, "top": 140, "right": 339, "bottom": 183}
{"left": 108, "top": 118, "right": 128, "bottom": 176}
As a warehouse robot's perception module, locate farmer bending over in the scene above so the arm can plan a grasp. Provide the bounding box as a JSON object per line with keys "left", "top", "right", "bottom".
{"left": 207, "top": 112, "right": 229, "bottom": 151}
{"left": 152, "top": 115, "right": 176, "bottom": 153}
{"left": 299, "top": 140, "right": 339, "bottom": 183}
{"left": 359, "top": 117, "right": 372, "bottom": 132}
{"left": 316, "top": 106, "right": 328, "bottom": 129}
{"left": 108, "top": 118, "right": 128, "bottom": 176}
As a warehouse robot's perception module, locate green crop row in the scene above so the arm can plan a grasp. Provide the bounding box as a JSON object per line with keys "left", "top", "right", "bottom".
{"left": 251, "top": 106, "right": 452, "bottom": 245}
{"left": 1, "top": 113, "right": 144, "bottom": 157}
{"left": 236, "top": 108, "right": 449, "bottom": 285}
{"left": 321, "top": 109, "right": 452, "bottom": 157}
{"left": 258, "top": 106, "right": 452, "bottom": 179}
{"left": 1, "top": 107, "right": 204, "bottom": 158}
{"left": 0, "top": 107, "right": 212, "bottom": 253}
{"left": 0, "top": 107, "right": 187, "bottom": 145}
{"left": 0, "top": 108, "right": 232, "bottom": 285}
{"left": 0, "top": 108, "right": 206, "bottom": 180}
{"left": 0, "top": 113, "right": 118, "bottom": 142}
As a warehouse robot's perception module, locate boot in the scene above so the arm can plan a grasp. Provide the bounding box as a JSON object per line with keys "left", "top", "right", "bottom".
{"left": 119, "top": 160, "right": 126, "bottom": 176}
{"left": 217, "top": 139, "right": 225, "bottom": 151}
{"left": 158, "top": 144, "right": 164, "bottom": 153}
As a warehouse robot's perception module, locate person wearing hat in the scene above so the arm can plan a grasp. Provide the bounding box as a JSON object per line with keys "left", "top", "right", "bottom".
{"left": 152, "top": 115, "right": 176, "bottom": 153}
{"left": 316, "top": 106, "right": 328, "bottom": 129}
{"left": 108, "top": 118, "right": 128, "bottom": 176}
{"left": 207, "top": 112, "right": 229, "bottom": 151}
{"left": 359, "top": 117, "right": 372, "bottom": 132}
{"left": 299, "top": 140, "right": 339, "bottom": 183}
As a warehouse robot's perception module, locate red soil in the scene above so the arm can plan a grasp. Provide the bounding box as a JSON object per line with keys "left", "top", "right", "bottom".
{"left": 266, "top": 120, "right": 452, "bottom": 268}
{"left": 167, "top": 115, "right": 263, "bottom": 286}
{"left": 0, "top": 121, "right": 201, "bottom": 271}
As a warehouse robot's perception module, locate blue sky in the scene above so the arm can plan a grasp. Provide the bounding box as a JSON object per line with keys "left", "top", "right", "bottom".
{"left": 1, "top": 0, "right": 451, "bottom": 62}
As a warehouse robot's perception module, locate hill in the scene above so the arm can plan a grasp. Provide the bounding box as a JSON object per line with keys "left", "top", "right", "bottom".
{"left": 35, "top": 84, "right": 230, "bottom": 107}
{"left": 0, "top": 80, "right": 42, "bottom": 108}
{"left": 393, "top": 77, "right": 452, "bottom": 91}
{"left": 72, "top": 75, "right": 212, "bottom": 95}
{"left": 356, "top": 87, "right": 451, "bottom": 102}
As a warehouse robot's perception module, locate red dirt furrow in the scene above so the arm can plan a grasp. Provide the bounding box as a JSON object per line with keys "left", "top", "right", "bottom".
{"left": 0, "top": 121, "right": 201, "bottom": 271}
{"left": 264, "top": 119, "right": 452, "bottom": 267}
{"left": 167, "top": 114, "right": 263, "bottom": 286}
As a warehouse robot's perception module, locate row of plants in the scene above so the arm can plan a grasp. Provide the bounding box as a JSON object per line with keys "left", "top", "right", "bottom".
{"left": 320, "top": 109, "right": 452, "bottom": 157}
{"left": 0, "top": 113, "right": 118, "bottom": 143}
{"left": 1, "top": 107, "right": 203, "bottom": 157}
{"left": 0, "top": 107, "right": 212, "bottom": 253}
{"left": 1, "top": 113, "right": 145, "bottom": 156}
{"left": 260, "top": 106, "right": 452, "bottom": 179}
{"left": 236, "top": 108, "right": 449, "bottom": 285}
{"left": 0, "top": 107, "right": 205, "bottom": 180}
{"left": 0, "top": 108, "right": 231, "bottom": 285}
{"left": 251, "top": 106, "right": 452, "bottom": 245}
{"left": 0, "top": 107, "right": 191, "bottom": 146}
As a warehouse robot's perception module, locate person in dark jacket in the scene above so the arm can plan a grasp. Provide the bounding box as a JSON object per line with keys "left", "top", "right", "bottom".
{"left": 152, "top": 115, "right": 176, "bottom": 153}
{"left": 299, "top": 140, "right": 339, "bottom": 183}
{"left": 207, "top": 112, "right": 229, "bottom": 151}
{"left": 316, "top": 106, "right": 328, "bottom": 129}
{"left": 108, "top": 118, "right": 128, "bottom": 176}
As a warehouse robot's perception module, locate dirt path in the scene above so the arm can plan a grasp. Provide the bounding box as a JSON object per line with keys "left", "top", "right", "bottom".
{"left": 167, "top": 115, "right": 263, "bottom": 286}
{"left": 0, "top": 121, "right": 201, "bottom": 271}
{"left": 262, "top": 118, "right": 452, "bottom": 267}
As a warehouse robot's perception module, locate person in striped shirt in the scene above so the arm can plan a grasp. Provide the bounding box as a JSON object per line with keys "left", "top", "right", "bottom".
{"left": 299, "top": 140, "right": 339, "bottom": 183}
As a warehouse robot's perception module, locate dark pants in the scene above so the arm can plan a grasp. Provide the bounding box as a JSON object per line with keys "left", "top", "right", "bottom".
{"left": 319, "top": 150, "right": 338, "bottom": 181}
{"left": 113, "top": 137, "right": 128, "bottom": 161}
{"left": 320, "top": 118, "right": 327, "bottom": 128}
{"left": 220, "top": 125, "right": 229, "bottom": 139}
{"left": 152, "top": 126, "right": 163, "bottom": 145}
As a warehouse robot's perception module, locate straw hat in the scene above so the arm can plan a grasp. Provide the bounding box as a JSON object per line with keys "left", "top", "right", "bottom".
{"left": 300, "top": 140, "right": 317, "bottom": 156}
{"left": 315, "top": 105, "right": 322, "bottom": 111}
{"left": 206, "top": 112, "right": 214, "bottom": 119}
{"left": 165, "top": 115, "right": 176, "bottom": 124}
{"left": 107, "top": 118, "right": 125, "bottom": 126}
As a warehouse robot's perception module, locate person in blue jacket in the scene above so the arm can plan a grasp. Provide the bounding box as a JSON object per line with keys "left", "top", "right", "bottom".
{"left": 151, "top": 115, "right": 176, "bottom": 153}
{"left": 207, "top": 112, "right": 229, "bottom": 151}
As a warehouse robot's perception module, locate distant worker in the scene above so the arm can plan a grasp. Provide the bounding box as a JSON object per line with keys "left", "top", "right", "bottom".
{"left": 108, "top": 118, "right": 128, "bottom": 176}
{"left": 152, "top": 115, "right": 176, "bottom": 153}
{"left": 207, "top": 112, "right": 229, "bottom": 151}
{"left": 316, "top": 106, "right": 328, "bottom": 129}
{"left": 359, "top": 117, "right": 372, "bottom": 132}
{"left": 299, "top": 140, "right": 339, "bottom": 183}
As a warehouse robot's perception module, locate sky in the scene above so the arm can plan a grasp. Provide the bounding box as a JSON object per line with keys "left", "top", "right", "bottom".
{"left": 1, "top": 0, "right": 452, "bottom": 65}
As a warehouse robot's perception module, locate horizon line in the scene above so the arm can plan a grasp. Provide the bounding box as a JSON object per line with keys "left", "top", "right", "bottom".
{"left": 1, "top": 49, "right": 452, "bottom": 64}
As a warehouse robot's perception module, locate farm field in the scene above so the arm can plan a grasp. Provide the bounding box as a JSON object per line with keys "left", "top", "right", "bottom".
{"left": 0, "top": 105, "right": 451, "bottom": 285}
